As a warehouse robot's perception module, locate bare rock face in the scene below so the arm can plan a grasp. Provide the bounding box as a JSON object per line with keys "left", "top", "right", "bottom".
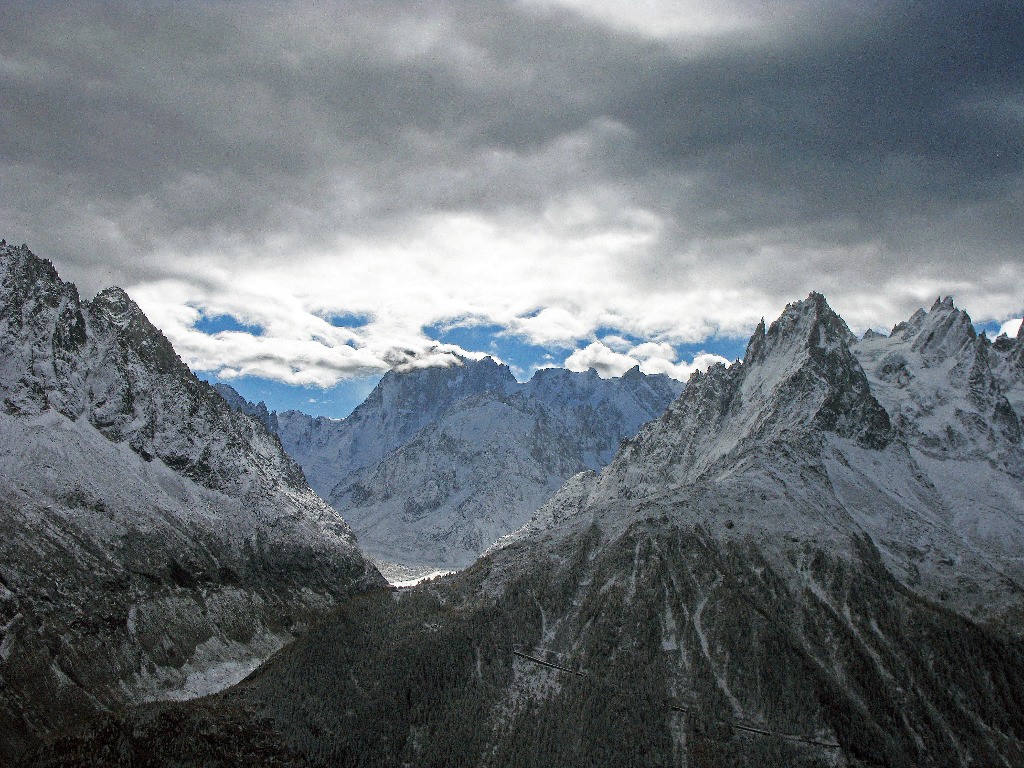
{"left": 0, "top": 243, "right": 383, "bottom": 761}
{"left": 224, "top": 356, "right": 683, "bottom": 573}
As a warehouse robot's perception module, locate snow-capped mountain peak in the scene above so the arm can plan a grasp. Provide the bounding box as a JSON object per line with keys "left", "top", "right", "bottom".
{"left": 0, "top": 243, "right": 381, "bottom": 760}
{"left": 854, "top": 295, "right": 1022, "bottom": 457}
{"left": 909, "top": 295, "right": 977, "bottom": 365}
{"left": 617, "top": 293, "right": 890, "bottom": 489}
{"left": 748, "top": 290, "right": 855, "bottom": 361}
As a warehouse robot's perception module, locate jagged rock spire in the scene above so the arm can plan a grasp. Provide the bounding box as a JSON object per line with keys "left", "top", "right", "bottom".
{"left": 853, "top": 295, "right": 1023, "bottom": 456}
{"left": 615, "top": 293, "right": 890, "bottom": 488}
{"left": 1, "top": 243, "right": 89, "bottom": 416}
{"left": 743, "top": 318, "right": 766, "bottom": 365}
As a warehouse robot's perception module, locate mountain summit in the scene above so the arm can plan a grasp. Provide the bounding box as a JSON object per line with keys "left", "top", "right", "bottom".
{"left": 854, "top": 294, "right": 1022, "bottom": 456}
{"left": 612, "top": 293, "right": 891, "bottom": 493}
{"left": 0, "top": 243, "right": 382, "bottom": 761}
{"left": 223, "top": 353, "right": 683, "bottom": 574}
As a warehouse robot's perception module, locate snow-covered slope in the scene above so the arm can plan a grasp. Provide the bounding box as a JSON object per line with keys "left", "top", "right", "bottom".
{"left": 851, "top": 296, "right": 1022, "bottom": 459}
{"left": 0, "top": 243, "right": 382, "bottom": 761}
{"left": 40, "top": 293, "right": 1024, "bottom": 767}
{"left": 224, "top": 358, "right": 682, "bottom": 572}
{"left": 272, "top": 356, "right": 519, "bottom": 498}
{"left": 500, "top": 292, "right": 1024, "bottom": 623}
{"left": 839, "top": 298, "right": 1024, "bottom": 619}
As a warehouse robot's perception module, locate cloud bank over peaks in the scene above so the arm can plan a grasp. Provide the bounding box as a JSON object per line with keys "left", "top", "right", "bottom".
{"left": 1001, "top": 318, "right": 1023, "bottom": 338}
{"left": 3, "top": 1, "right": 1022, "bottom": 403}
{"left": 564, "top": 339, "right": 729, "bottom": 380}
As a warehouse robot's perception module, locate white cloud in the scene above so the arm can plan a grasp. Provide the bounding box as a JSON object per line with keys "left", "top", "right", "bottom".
{"left": 388, "top": 345, "right": 496, "bottom": 372}
{"left": 599, "top": 334, "right": 633, "bottom": 353}
{"left": 1000, "top": 318, "right": 1023, "bottom": 338}
{"left": 511, "top": 307, "right": 593, "bottom": 347}
{"left": 564, "top": 342, "right": 638, "bottom": 378}
{"left": 564, "top": 340, "right": 730, "bottom": 381}
{"left": 628, "top": 341, "right": 678, "bottom": 361}
{"left": 119, "top": 197, "right": 1022, "bottom": 389}
{"left": 638, "top": 351, "right": 730, "bottom": 380}
{"left": 523, "top": 0, "right": 822, "bottom": 42}
{"left": 127, "top": 195, "right": 694, "bottom": 385}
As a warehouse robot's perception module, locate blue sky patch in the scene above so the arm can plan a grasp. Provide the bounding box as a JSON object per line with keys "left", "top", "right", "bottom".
{"left": 426, "top": 320, "right": 750, "bottom": 381}
{"left": 423, "top": 321, "right": 556, "bottom": 380}
{"left": 975, "top": 320, "right": 1010, "bottom": 338}
{"left": 198, "top": 371, "right": 381, "bottom": 419}
{"left": 320, "top": 311, "right": 372, "bottom": 329}
{"left": 193, "top": 312, "right": 264, "bottom": 336}
{"left": 675, "top": 337, "right": 748, "bottom": 362}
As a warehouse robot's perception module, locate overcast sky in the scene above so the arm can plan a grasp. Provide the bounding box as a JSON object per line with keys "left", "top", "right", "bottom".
{"left": 3, "top": 1, "right": 1022, "bottom": 414}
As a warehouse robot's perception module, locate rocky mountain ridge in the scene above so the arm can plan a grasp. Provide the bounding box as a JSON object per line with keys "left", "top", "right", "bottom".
{"left": 0, "top": 243, "right": 382, "bottom": 761}
{"left": 220, "top": 355, "right": 683, "bottom": 573}
{"left": 38, "top": 291, "right": 1024, "bottom": 767}
{"left": 853, "top": 295, "right": 1022, "bottom": 459}
{"left": 501, "top": 292, "right": 1024, "bottom": 622}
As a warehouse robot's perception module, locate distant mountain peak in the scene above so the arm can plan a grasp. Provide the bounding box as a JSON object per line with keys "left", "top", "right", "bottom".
{"left": 380, "top": 352, "right": 515, "bottom": 387}
{"left": 912, "top": 297, "right": 976, "bottom": 360}
{"left": 620, "top": 364, "right": 643, "bottom": 379}
{"left": 90, "top": 286, "right": 142, "bottom": 325}
{"left": 227, "top": 350, "right": 683, "bottom": 571}
{"left": 363, "top": 351, "right": 518, "bottom": 424}
{"left": 854, "top": 297, "right": 1022, "bottom": 457}
{"left": 886, "top": 296, "right": 978, "bottom": 365}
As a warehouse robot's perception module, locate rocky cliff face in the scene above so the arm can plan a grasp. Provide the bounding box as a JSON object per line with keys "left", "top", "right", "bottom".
{"left": 271, "top": 356, "right": 520, "bottom": 500}
{"left": 852, "top": 295, "right": 1022, "bottom": 459}
{"left": 26, "top": 292, "right": 1024, "bottom": 768}
{"left": 224, "top": 357, "right": 683, "bottom": 573}
{"left": 0, "top": 243, "right": 383, "bottom": 761}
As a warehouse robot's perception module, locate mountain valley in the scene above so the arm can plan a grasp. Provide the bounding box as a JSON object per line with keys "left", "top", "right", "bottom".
{"left": 22, "top": 289, "right": 1024, "bottom": 767}
{"left": 218, "top": 357, "right": 682, "bottom": 576}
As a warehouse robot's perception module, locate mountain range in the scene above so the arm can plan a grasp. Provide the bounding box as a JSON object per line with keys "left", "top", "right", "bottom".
{"left": 217, "top": 358, "right": 682, "bottom": 575}
{"left": 0, "top": 243, "right": 382, "bottom": 761}
{"left": 28, "top": 290, "right": 1024, "bottom": 766}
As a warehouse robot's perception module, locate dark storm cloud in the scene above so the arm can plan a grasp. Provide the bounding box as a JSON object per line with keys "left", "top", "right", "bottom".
{"left": 2, "top": 1, "right": 643, "bottom": 289}
{"left": 589, "top": 0, "right": 1024, "bottom": 319}
{"left": 610, "top": 2, "right": 1023, "bottom": 222}
{"left": 1, "top": 0, "right": 1021, "bottom": 328}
